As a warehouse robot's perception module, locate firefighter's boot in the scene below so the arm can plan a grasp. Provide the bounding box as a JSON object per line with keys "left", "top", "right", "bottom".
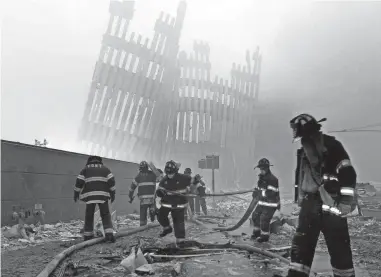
{"left": 257, "top": 234, "right": 269, "bottom": 243}
{"left": 251, "top": 230, "right": 261, "bottom": 240}
{"left": 84, "top": 235, "right": 94, "bottom": 241}
{"left": 159, "top": 226, "right": 173, "bottom": 237}
{"left": 105, "top": 233, "right": 116, "bottom": 243}
{"left": 149, "top": 208, "right": 156, "bottom": 222}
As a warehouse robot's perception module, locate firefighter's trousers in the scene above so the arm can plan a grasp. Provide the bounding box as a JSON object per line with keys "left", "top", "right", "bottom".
{"left": 287, "top": 194, "right": 355, "bottom": 277}
{"left": 140, "top": 203, "right": 156, "bottom": 226}
{"left": 158, "top": 206, "right": 186, "bottom": 239}
{"left": 84, "top": 201, "right": 113, "bottom": 238}
{"left": 251, "top": 204, "right": 276, "bottom": 237}
{"left": 185, "top": 196, "right": 195, "bottom": 219}
{"left": 195, "top": 196, "right": 208, "bottom": 215}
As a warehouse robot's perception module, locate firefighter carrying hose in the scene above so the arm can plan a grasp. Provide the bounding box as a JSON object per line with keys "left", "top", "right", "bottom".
{"left": 194, "top": 174, "right": 208, "bottom": 215}
{"left": 286, "top": 113, "right": 357, "bottom": 277}
{"left": 251, "top": 158, "right": 280, "bottom": 243}
{"left": 156, "top": 160, "right": 194, "bottom": 245}
{"left": 74, "top": 156, "right": 116, "bottom": 242}
{"left": 129, "top": 161, "right": 159, "bottom": 226}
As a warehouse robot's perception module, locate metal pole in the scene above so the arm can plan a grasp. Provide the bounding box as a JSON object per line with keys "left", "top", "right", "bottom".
{"left": 212, "top": 155, "right": 215, "bottom": 203}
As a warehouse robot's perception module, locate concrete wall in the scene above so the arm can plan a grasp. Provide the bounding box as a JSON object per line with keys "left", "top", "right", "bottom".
{"left": 1, "top": 140, "right": 141, "bottom": 226}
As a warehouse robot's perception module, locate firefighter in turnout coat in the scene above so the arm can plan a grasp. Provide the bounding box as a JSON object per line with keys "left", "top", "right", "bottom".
{"left": 287, "top": 113, "right": 357, "bottom": 277}
{"left": 251, "top": 158, "right": 280, "bottom": 243}
{"left": 156, "top": 160, "right": 194, "bottom": 244}
{"left": 129, "top": 161, "right": 159, "bottom": 226}
{"left": 74, "top": 156, "right": 116, "bottom": 242}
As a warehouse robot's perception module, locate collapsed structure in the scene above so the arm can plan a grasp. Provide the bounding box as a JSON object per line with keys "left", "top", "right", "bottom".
{"left": 78, "top": 0, "right": 261, "bottom": 187}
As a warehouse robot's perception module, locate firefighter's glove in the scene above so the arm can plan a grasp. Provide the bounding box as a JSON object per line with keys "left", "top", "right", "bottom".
{"left": 74, "top": 191, "right": 79, "bottom": 203}
{"left": 337, "top": 195, "right": 356, "bottom": 216}
{"left": 252, "top": 188, "right": 260, "bottom": 198}
{"left": 110, "top": 192, "right": 115, "bottom": 203}
{"left": 337, "top": 203, "right": 352, "bottom": 216}
{"left": 156, "top": 188, "right": 166, "bottom": 198}
{"left": 198, "top": 186, "right": 206, "bottom": 197}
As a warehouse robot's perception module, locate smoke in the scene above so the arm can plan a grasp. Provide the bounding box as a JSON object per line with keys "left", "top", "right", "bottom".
{"left": 257, "top": 1, "right": 381, "bottom": 187}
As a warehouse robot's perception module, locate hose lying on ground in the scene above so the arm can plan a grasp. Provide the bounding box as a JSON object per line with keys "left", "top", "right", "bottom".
{"left": 36, "top": 223, "right": 160, "bottom": 277}
{"left": 197, "top": 215, "right": 230, "bottom": 220}
{"left": 212, "top": 198, "right": 259, "bottom": 232}
{"left": 36, "top": 221, "right": 292, "bottom": 277}
{"left": 196, "top": 241, "right": 290, "bottom": 265}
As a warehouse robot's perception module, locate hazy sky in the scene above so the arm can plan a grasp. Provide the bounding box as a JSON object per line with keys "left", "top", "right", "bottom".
{"left": 2, "top": 0, "right": 381, "bottom": 183}
{"left": 1, "top": 0, "right": 309, "bottom": 149}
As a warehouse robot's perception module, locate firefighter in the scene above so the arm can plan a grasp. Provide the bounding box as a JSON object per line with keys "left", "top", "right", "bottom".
{"left": 184, "top": 168, "right": 195, "bottom": 219}
{"left": 157, "top": 168, "right": 164, "bottom": 183}
{"left": 156, "top": 160, "right": 194, "bottom": 244}
{"left": 287, "top": 113, "right": 357, "bottom": 277}
{"left": 129, "top": 161, "right": 158, "bottom": 226}
{"left": 194, "top": 174, "right": 208, "bottom": 215}
{"left": 154, "top": 168, "right": 164, "bottom": 215}
{"left": 251, "top": 158, "right": 280, "bottom": 243}
{"left": 74, "top": 156, "right": 116, "bottom": 242}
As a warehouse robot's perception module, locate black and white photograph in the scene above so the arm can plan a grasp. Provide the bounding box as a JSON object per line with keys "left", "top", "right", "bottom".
{"left": 1, "top": 0, "right": 381, "bottom": 276}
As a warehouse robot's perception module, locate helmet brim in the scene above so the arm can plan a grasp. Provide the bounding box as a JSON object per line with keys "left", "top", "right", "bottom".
{"left": 254, "top": 165, "right": 273, "bottom": 169}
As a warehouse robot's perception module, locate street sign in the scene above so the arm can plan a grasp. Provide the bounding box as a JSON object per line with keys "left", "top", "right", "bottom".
{"left": 206, "top": 155, "right": 219, "bottom": 169}
{"left": 198, "top": 159, "right": 206, "bottom": 169}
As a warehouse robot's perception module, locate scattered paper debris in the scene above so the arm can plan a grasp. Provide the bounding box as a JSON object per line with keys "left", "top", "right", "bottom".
{"left": 135, "top": 264, "right": 154, "bottom": 275}
{"left": 120, "top": 247, "right": 148, "bottom": 273}
{"left": 1, "top": 214, "right": 140, "bottom": 251}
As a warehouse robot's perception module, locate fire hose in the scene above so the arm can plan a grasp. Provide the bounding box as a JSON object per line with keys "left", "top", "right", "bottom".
{"left": 159, "top": 188, "right": 255, "bottom": 198}
{"left": 157, "top": 188, "right": 258, "bottom": 232}
{"left": 212, "top": 197, "right": 259, "bottom": 231}
{"left": 36, "top": 223, "right": 160, "bottom": 277}
{"left": 36, "top": 223, "right": 292, "bottom": 277}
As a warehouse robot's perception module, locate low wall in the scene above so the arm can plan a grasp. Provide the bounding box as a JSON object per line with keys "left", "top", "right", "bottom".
{"left": 1, "top": 140, "right": 141, "bottom": 226}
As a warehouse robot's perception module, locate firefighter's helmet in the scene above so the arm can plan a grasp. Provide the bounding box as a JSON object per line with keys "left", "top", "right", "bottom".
{"left": 184, "top": 168, "right": 192, "bottom": 175}
{"left": 87, "top": 156, "right": 102, "bottom": 164}
{"left": 194, "top": 174, "right": 202, "bottom": 181}
{"left": 290, "top": 113, "right": 327, "bottom": 139}
{"left": 165, "top": 160, "right": 179, "bottom": 175}
{"left": 139, "top": 161, "right": 149, "bottom": 172}
{"left": 254, "top": 158, "right": 273, "bottom": 169}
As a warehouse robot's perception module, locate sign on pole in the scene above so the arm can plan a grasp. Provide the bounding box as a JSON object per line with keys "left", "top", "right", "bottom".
{"left": 206, "top": 155, "right": 219, "bottom": 169}
{"left": 198, "top": 159, "right": 206, "bottom": 169}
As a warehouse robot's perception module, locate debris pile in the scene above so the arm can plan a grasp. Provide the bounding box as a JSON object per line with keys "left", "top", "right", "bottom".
{"left": 1, "top": 214, "right": 141, "bottom": 251}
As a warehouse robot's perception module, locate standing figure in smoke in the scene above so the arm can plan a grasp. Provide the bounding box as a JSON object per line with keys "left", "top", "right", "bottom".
{"left": 194, "top": 174, "right": 208, "bottom": 215}
{"left": 286, "top": 113, "right": 357, "bottom": 277}
{"left": 251, "top": 158, "right": 280, "bottom": 243}
{"left": 183, "top": 167, "right": 195, "bottom": 219}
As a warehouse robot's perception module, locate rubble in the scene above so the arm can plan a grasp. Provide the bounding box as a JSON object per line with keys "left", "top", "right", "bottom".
{"left": 1, "top": 214, "right": 141, "bottom": 251}
{"left": 4, "top": 194, "right": 381, "bottom": 277}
